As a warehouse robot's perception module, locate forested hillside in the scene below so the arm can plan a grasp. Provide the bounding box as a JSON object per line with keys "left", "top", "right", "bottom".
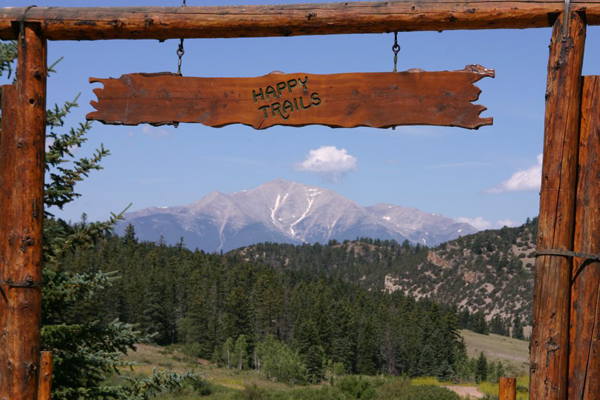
{"left": 60, "top": 226, "right": 468, "bottom": 381}
{"left": 232, "top": 218, "right": 537, "bottom": 326}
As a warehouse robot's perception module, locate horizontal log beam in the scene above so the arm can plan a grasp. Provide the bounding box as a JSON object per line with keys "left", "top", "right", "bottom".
{"left": 1, "top": 1, "right": 600, "bottom": 41}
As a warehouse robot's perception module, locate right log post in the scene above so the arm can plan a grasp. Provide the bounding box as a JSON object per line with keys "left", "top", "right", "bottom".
{"left": 530, "top": 11, "right": 586, "bottom": 400}
{"left": 568, "top": 76, "right": 600, "bottom": 398}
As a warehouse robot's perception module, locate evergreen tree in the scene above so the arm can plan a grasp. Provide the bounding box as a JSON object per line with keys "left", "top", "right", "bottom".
{"left": 0, "top": 41, "right": 190, "bottom": 399}
{"left": 305, "top": 345, "right": 326, "bottom": 383}
{"left": 495, "top": 361, "right": 505, "bottom": 383}
{"left": 475, "top": 352, "right": 488, "bottom": 383}
{"left": 512, "top": 315, "right": 525, "bottom": 340}
{"left": 122, "top": 223, "right": 138, "bottom": 245}
{"left": 472, "top": 311, "right": 489, "bottom": 335}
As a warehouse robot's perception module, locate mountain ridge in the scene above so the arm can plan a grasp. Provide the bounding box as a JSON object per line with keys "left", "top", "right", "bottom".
{"left": 230, "top": 217, "right": 538, "bottom": 325}
{"left": 116, "top": 179, "right": 478, "bottom": 252}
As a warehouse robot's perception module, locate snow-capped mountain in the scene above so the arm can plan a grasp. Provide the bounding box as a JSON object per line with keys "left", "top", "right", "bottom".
{"left": 116, "top": 179, "right": 477, "bottom": 252}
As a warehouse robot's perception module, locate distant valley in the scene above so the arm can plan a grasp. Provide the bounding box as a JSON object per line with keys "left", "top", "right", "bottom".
{"left": 116, "top": 179, "right": 477, "bottom": 252}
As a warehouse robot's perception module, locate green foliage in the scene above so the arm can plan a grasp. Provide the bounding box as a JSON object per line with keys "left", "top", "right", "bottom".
{"left": 256, "top": 336, "right": 307, "bottom": 384}
{"left": 495, "top": 361, "right": 505, "bottom": 383}
{"left": 120, "top": 370, "right": 194, "bottom": 400}
{"left": 59, "top": 235, "right": 467, "bottom": 381}
{"left": 0, "top": 43, "right": 188, "bottom": 399}
{"left": 476, "top": 352, "right": 488, "bottom": 383}
{"left": 376, "top": 379, "right": 461, "bottom": 400}
{"left": 221, "top": 338, "right": 234, "bottom": 369}
{"left": 234, "top": 335, "right": 249, "bottom": 370}
{"left": 512, "top": 315, "right": 525, "bottom": 340}
{"left": 336, "top": 376, "right": 378, "bottom": 400}
{"left": 0, "top": 41, "right": 17, "bottom": 80}
{"left": 233, "top": 218, "right": 538, "bottom": 327}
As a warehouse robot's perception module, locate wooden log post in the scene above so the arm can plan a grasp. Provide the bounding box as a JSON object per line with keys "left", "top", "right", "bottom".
{"left": 0, "top": 23, "right": 47, "bottom": 400}
{"left": 529, "top": 11, "right": 586, "bottom": 400}
{"left": 0, "top": 84, "right": 17, "bottom": 400}
{"left": 568, "top": 76, "right": 600, "bottom": 399}
{"left": 2, "top": 2, "right": 600, "bottom": 41}
{"left": 36, "top": 352, "right": 53, "bottom": 400}
{"left": 499, "top": 377, "right": 517, "bottom": 400}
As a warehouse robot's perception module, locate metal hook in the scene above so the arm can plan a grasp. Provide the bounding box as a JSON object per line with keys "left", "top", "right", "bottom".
{"left": 562, "top": 0, "right": 571, "bottom": 42}
{"left": 19, "top": 5, "right": 37, "bottom": 49}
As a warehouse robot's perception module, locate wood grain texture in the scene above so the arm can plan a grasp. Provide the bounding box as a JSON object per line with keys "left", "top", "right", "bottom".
{"left": 37, "top": 352, "right": 53, "bottom": 400}
{"left": 0, "top": 84, "right": 17, "bottom": 400}
{"left": 499, "top": 377, "right": 517, "bottom": 400}
{"left": 0, "top": 24, "right": 47, "bottom": 400}
{"left": 87, "top": 66, "right": 493, "bottom": 130}
{"left": 529, "top": 11, "right": 586, "bottom": 400}
{"left": 568, "top": 76, "right": 600, "bottom": 400}
{"left": 2, "top": 1, "right": 600, "bottom": 40}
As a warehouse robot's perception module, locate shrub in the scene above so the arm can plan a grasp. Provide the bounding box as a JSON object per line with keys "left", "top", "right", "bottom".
{"left": 376, "top": 379, "right": 460, "bottom": 400}
{"left": 336, "top": 376, "right": 378, "bottom": 400}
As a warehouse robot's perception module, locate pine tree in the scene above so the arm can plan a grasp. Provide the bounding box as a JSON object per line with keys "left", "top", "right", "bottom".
{"left": 495, "top": 361, "right": 505, "bottom": 383}
{"left": 305, "top": 345, "right": 325, "bottom": 383}
{"left": 472, "top": 311, "right": 489, "bottom": 335}
{"left": 123, "top": 223, "right": 138, "bottom": 245}
{"left": 512, "top": 315, "right": 525, "bottom": 340}
{"left": 475, "top": 352, "right": 488, "bottom": 383}
{"left": 1, "top": 42, "right": 190, "bottom": 399}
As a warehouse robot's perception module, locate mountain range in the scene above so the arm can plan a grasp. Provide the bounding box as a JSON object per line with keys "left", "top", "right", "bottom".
{"left": 116, "top": 179, "right": 477, "bottom": 252}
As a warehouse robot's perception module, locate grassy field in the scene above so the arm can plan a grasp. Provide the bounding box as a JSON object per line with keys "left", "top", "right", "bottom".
{"left": 114, "top": 345, "right": 464, "bottom": 399}
{"left": 111, "top": 331, "right": 531, "bottom": 399}
{"left": 460, "top": 329, "right": 529, "bottom": 376}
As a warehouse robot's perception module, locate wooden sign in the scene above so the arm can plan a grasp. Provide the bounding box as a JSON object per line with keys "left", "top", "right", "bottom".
{"left": 87, "top": 65, "right": 493, "bottom": 129}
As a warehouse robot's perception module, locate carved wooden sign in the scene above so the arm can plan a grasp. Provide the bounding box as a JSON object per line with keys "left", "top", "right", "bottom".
{"left": 87, "top": 65, "right": 493, "bottom": 129}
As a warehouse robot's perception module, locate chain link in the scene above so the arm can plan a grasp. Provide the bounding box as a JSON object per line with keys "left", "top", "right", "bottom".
{"left": 174, "top": 0, "right": 187, "bottom": 128}
{"left": 177, "top": 39, "right": 185, "bottom": 75}
{"left": 392, "top": 31, "right": 400, "bottom": 73}
{"left": 391, "top": 32, "right": 400, "bottom": 130}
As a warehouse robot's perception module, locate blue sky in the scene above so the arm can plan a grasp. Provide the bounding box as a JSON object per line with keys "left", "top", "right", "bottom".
{"left": 3, "top": 0, "right": 599, "bottom": 230}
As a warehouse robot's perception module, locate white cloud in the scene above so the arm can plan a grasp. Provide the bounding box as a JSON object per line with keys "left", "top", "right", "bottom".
{"left": 457, "top": 217, "right": 520, "bottom": 231}
{"left": 457, "top": 217, "right": 493, "bottom": 231}
{"left": 142, "top": 125, "right": 171, "bottom": 139}
{"left": 486, "top": 154, "right": 542, "bottom": 193}
{"left": 296, "top": 145, "right": 358, "bottom": 183}
{"left": 497, "top": 219, "right": 518, "bottom": 228}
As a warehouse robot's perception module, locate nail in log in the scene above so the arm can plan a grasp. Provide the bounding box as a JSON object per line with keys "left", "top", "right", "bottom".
{"left": 529, "top": 11, "right": 586, "bottom": 400}
{"left": 568, "top": 76, "right": 600, "bottom": 399}
{"left": 0, "top": 24, "right": 47, "bottom": 400}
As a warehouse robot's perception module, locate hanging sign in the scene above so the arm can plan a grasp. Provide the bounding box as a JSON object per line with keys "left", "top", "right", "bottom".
{"left": 87, "top": 65, "right": 494, "bottom": 129}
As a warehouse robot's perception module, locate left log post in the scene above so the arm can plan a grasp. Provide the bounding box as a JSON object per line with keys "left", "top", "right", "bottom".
{"left": 0, "top": 23, "right": 47, "bottom": 400}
